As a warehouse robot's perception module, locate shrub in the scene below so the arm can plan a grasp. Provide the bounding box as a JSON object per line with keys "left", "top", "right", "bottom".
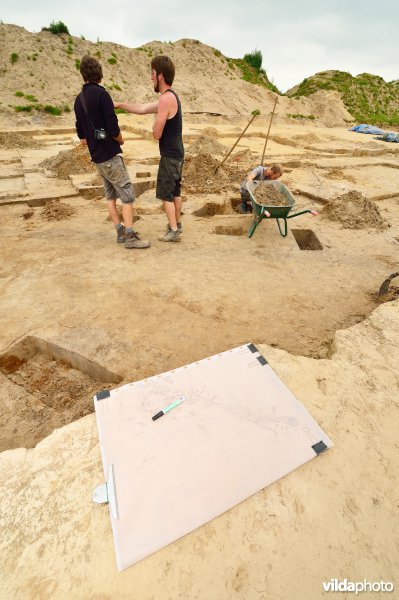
{"left": 243, "top": 49, "right": 262, "bottom": 73}
{"left": 108, "top": 57, "right": 117, "bottom": 65}
{"left": 10, "top": 53, "right": 19, "bottom": 64}
{"left": 75, "top": 58, "right": 81, "bottom": 70}
{"left": 25, "top": 94, "right": 38, "bottom": 102}
{"left": 113, "top": 83, "right": 122, "bottom": 91}
{"left": 63, "top": 105, "right": 71, "bottom": 113}
{"left": 15, "top": 91, "right": 24, "bottom": 97}
{"left": 44, "top": 104, "right": 62, "bottom": 115}
{"left": 94, "top": 51, "right": 101, "bottom": 58}
{"left": 213, "top": 49, "right": 222, "bottom": 58}
{"left": 42, "top": 21, "right": 70, "bottom": 35}
{"left": 15, "top": 105, "right": 33, "bottom": 112}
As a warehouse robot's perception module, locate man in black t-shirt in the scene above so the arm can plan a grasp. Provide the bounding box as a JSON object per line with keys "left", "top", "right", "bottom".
{"left": 115, "top": 56, "right": 184, "bottom": 243}
{"left": 74, "top": 55, "right": 150, "bottom": 249}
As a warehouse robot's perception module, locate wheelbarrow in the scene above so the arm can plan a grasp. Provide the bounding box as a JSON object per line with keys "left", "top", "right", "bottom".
{"left": 246, "top": 180, "right": 318, "bottom": 238}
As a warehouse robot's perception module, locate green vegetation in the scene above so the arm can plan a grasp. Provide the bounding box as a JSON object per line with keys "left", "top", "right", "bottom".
{"left": 112, "top": 83, "right": 122, "bottom": 91}
{"left": 44, "top": 104, "right": 62, "bottom": 115}
{"left": 25, "top": 94, "right": 38, "bottom": 102}
{"left": 42, "top": 21, "right": 70, "bottom": 35}
{"left": 94, "top": 51, "right": 101, "bottom": 58}
{"left": 66, "top": 37, "right": 73, "bottom": 55}
{"left": 10, "top": 53, "right": 19, "bottom": 64}
{"left": 108, "top": 57, "right": 117, "bottom": 65}
{"left": 213, "top": 49, "right": 222, "bottom": 58}
{"left": 287, "top": 70, "right": 399, "bottom": 126}
{"left": 15, "top": 105, "right": 33, "bottom": 112}
{"left": 243, "top": 49, "right": 262, "bottom": 73}
{"left": 115, "top": 108, "right": 127, "bottom": 114}
{"left": 63, "top": 105, "right": 71, "bottom": 113}
{"left": 15, "top": 91, "right": 24, "bottom": 97}
{"left": 288, "top": 113, "right": 315, "bottom": 120}
{"left": 228, "top": 57, "right": 280, "bottom": 94}
{"left": 111, "top": 52, "right": 117, "bottom": 59}
{"left": 75, "top": 58, "right": 81, "bottom": 70}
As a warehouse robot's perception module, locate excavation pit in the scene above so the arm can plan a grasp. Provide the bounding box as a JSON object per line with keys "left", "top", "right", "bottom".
{"left": 0, "top": 336, "right": 121, "bottom": 452}
{"left": 292, "top": 229, "right": 323, "bottom": 251}
{"left": 214, "top": 225, "right": 245, "bottom": 236}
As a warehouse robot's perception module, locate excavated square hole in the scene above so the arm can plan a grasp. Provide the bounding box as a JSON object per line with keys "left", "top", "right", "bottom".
{"left": 292, "top": 229, "right": 323, "bottom": 251}
{"left": 214, "top": 225, "right": 245, "bottom": 236}
{"left": 0, "top": 336, "right": 121, "bottom": 452}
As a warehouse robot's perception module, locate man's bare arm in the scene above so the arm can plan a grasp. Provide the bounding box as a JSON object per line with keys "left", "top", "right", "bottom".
{"left": 114, "top": 101, "right": 158, "bottom": 115}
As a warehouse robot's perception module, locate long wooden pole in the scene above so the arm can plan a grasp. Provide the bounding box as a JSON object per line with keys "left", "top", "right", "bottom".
{"left": 215, "top": 109, "right": 260, "bottom": 174}
{"left": 261, "top": 96, "right": 278, "bottom": 166}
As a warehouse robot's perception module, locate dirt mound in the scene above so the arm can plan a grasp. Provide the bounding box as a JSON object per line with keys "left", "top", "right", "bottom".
{"left": 326, "top": 168, "right": 356, "bottom": 183}
{"left": 41, "top": 200, "right": 75, "bottom": 221}
{"left": 186, "top": 135, "right": 229, "bottom": 156}
{"left": 183, "top": 153, "right": 246, "bottom": 194}
{"left": 322, "top": 190, "right": 387, "bottom": 230}
{"left": 0, "top": 132, "right": 41, "bottom": 149}
{"left": 292, "top": 132, "right": 323, "bottom": 145}
{"left": 231, "top": 148, "right": 253, "bottom": 162}
{"left": 40, "top": 145, "right": 95, "bottom": 179}
{"left": 254, "top": 183, "right": 290, "bottom": 206}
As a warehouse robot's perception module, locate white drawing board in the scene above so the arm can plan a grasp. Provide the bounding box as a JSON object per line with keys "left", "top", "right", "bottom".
{"left": 93, "top": 344, "right": 333, "bottom": 571}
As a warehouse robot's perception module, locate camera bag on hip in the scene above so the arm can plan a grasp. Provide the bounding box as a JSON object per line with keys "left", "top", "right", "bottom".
{"left": 80, "top": 91, "right": 109, "bottom": 142}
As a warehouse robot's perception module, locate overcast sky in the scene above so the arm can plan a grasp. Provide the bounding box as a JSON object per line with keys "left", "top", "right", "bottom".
{"left": 2, "top": 0, "right": 398, "bottom": 91}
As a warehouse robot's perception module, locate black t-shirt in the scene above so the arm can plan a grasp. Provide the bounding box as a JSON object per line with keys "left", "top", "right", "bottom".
{"left": 74, "top": 82, "right": 122, "bottom": 164}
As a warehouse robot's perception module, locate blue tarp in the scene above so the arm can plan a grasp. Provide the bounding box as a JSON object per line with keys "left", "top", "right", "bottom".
{"left": 350, "top": 124, "right": 386, "bottom": 135}
{"left": 373, "top": 132, "right": 399, "bottom": 143}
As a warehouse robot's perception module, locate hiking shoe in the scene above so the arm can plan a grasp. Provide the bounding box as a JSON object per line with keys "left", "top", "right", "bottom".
{"left": 125, "top": 230, "right": 151, "bottom": 249}
{"left": 116, "top": 225, "right": 126, "bottom": 243}
{"left": 158, "top": 228, "right": 181, "bottom": 242}
{"left": 167, "top": 222, "right": 183, "bottom": 233}
{"left": 236, "top": 203, "right": 248, "bottom": 214}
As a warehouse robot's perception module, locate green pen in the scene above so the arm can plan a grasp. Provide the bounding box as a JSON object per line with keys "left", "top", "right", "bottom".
{"left": 152, "top": 396, "right": 186, "bottom": 421}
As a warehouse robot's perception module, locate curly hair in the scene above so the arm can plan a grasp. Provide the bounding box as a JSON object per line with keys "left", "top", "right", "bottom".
{"left": 80, "top": 55, "right": 103, "bottom": 82}
{"left": 151, "top": 55, "right": 175, "bottom": 86}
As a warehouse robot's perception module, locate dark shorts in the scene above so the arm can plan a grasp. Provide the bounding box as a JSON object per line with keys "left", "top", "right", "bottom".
{"left": 96, "top": 155, "right": 135, "bottom": 204}
{"left": 156, "top": 155, "right": 183, "bottom": 201}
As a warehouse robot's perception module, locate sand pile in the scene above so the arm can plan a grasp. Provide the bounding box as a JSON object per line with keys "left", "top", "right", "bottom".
{"left": 254, "top": 183, "right": 290, "bottom": 207}
{"left": 322, "top": 190, "right": 387, "bottom": 230}
{"left": 186, "top": 135, "right": 229, "bottom": 156}
{"left": 293, "top": 132, "right": 323, "bottom": 145}
{"left": 183, "top": 154, "right": 246, "bottom": 193}
{"left": 0, "top": 132, "right": 40, "bottom": 149}
{"left": 41, "top": 200, "right": 75, "bottom": 221}
{"left": 326, "top": 168, "right": 356, "bottom": 183}
{"left": 40, "top": 145, "right": 95, "bottom": 179}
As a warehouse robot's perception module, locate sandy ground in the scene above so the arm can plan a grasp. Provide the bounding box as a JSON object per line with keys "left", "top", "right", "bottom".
{"left": 0, "top": 115, "right": 399, "bottom": 599}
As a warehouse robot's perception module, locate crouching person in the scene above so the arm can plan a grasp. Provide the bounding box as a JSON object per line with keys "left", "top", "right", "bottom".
{"left": 238, "top": 164, "right": 283, "bottom": 213}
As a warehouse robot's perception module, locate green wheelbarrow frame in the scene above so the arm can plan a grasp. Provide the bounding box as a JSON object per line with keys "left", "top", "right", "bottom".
{"left": 246, "top": 180, "right": 317, "bottom": 238}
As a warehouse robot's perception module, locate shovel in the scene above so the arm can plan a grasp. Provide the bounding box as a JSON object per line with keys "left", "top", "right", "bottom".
{"left": 378, "top": 272, "right": 399, "bottom": 296}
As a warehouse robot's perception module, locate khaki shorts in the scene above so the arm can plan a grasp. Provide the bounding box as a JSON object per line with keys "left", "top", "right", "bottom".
{"left": 96, "top": 155, "right": 135, "bottom": 204}
{"left": 156, "top": 155, "right": 183, "bottom": 201}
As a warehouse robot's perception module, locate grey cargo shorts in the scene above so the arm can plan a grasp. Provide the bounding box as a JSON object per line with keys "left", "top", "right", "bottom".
{"left": 96, "top": 155, "right": 135, "bottom": 204}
